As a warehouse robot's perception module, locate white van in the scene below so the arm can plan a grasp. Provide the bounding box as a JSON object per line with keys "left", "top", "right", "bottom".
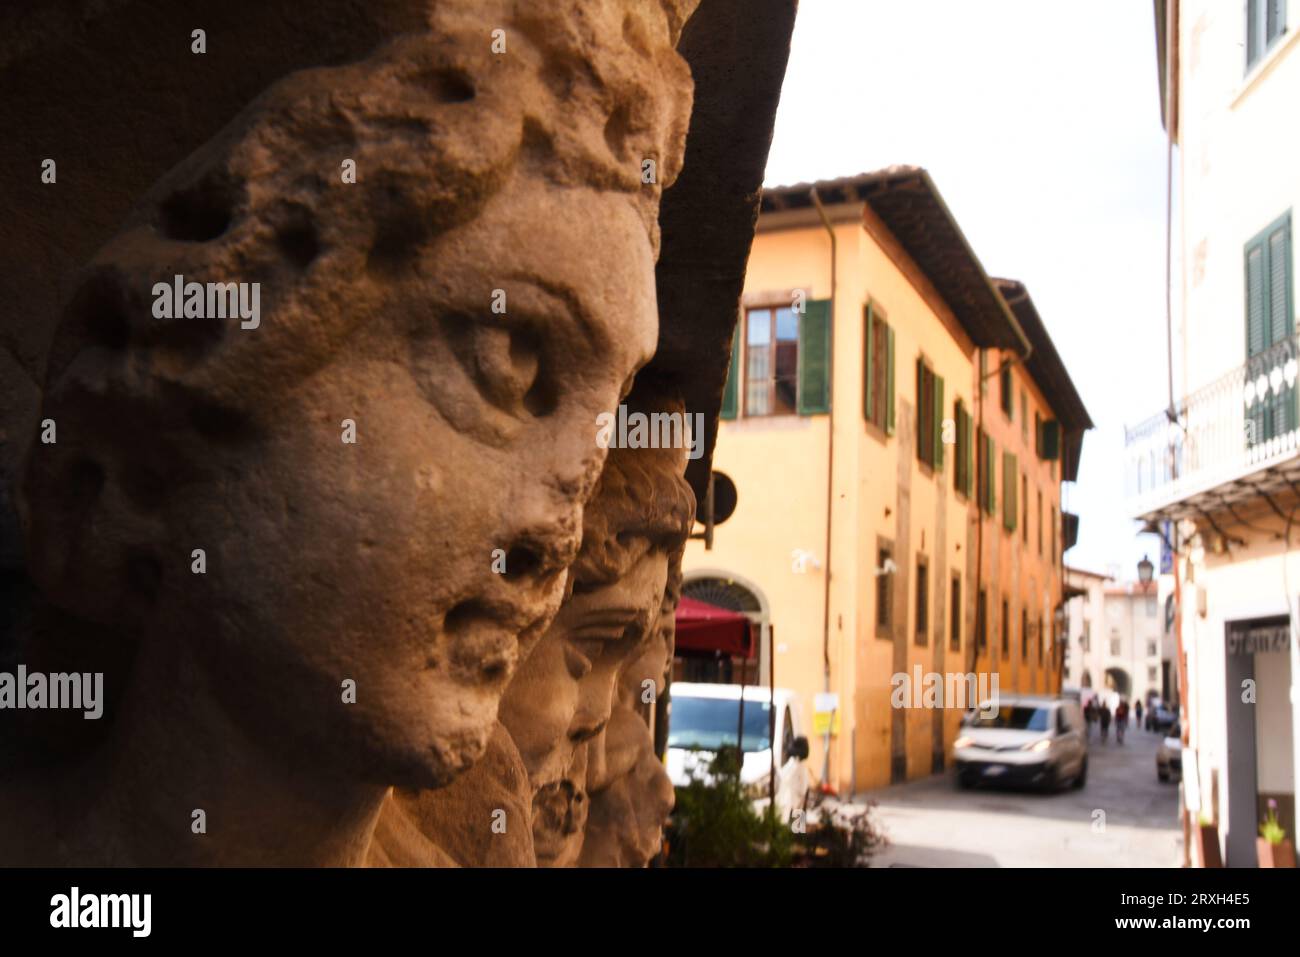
{"left": 665, "top": 682, "right": 811, "bottom": 818}
{"left": 953, "top": 694, "right": 1088, "bottom": 790}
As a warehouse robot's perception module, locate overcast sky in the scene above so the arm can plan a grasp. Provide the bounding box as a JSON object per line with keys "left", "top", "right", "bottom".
{"left": 762, "top": 0, "right": 1167, "bottom": 580}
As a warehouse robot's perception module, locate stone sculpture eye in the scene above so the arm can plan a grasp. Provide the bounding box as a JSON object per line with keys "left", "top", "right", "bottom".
{"left": 441, "top": 315, "right": 556, "bottom": 419}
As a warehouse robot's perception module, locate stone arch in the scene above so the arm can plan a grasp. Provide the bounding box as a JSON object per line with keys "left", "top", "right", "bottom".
{"left": 1104, "top": 666, "right": 1131, "bottom": 699}
{"left": 681, "top": 568, "right": 770, "bottom": 683}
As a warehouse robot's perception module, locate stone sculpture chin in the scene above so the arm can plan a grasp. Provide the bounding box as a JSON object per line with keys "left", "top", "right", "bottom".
{"left": 0, "top": 0, "right": 699, "bottom": 866}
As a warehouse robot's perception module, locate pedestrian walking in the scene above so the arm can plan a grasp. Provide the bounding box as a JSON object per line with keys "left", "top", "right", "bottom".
{"left": 1134, "top": 699, "right": 1144, "bottom": 730}
{"left": 1099, "top": 700, "right": 1111, "bottom": 743}
{"left": 1115, "top": 698, "right": 1129, "bottom": 745}
{"left": 1084, "top": 698, "right": 1097, "bottom": 741}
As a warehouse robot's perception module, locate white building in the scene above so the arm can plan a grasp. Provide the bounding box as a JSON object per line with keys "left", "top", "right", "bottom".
{"left": 1064, "top": 567, "right": 1177, "bottom": 709}
{"left": 1125, "top": 0, "right": 1299, "bottom": 866}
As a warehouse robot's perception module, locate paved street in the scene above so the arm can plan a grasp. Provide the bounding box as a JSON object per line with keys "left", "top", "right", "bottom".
{"left": 856, "top": 725, "right": 1184, "bottom": 867}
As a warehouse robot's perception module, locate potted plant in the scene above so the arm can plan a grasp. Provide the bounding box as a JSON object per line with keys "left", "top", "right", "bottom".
{"left": 1195, "top": 812, "right": 1223, "bottom": 868}
{"left": 1257, "top": 799, "right": 1296, "bottom": 868}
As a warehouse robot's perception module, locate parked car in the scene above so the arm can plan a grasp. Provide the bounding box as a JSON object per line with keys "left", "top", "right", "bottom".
{"left": 665, "top": 683, "right": 811, "bottom": 818}
{"left": 953, "top": 695, "right": 1088, "bottom": 791}
{"left": 1156, "top": 724, "right": 1183, "bottom": 782}
{"left": 1146, "top": 702, "right": 1177, "bottom": 732}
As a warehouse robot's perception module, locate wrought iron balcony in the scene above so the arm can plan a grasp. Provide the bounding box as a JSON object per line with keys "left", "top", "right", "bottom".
{"left": 1125, "top": 333, "right": 1300, "bottom": 522}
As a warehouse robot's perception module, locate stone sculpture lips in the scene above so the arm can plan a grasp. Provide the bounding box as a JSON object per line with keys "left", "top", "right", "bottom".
{"left": 444, "top": 598, "right": 555, "bottom": 688}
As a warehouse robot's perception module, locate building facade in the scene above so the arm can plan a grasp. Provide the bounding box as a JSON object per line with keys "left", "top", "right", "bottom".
{"left": 1063, "top": 567, "right": 1178, "bottom": 709}
{"left": 1126, "top": 0, "right": 1300, "bottom": 865}
{"left": 683, "top": 169, "right": 1090, "bottom": 795}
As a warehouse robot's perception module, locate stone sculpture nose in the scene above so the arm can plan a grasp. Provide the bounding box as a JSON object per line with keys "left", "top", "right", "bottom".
{"left": 496, "top": 481, "right": 585, "bottom": 589}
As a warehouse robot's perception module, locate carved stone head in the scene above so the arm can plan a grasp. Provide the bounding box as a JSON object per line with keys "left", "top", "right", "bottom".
{"left": 18, "top": 1, "right": 698, "bottom": 796}
{"left": 497, "top": 387, "right": 694, "bottom": 863}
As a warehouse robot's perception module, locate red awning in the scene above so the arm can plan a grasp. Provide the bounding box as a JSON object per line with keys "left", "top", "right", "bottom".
{"left": 674, "top": 596, "right": 754, "bottom": 658}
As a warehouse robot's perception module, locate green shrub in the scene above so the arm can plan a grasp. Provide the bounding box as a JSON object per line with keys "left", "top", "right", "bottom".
{"left": 665, "top": 747, "right": 794, "bottom": 868}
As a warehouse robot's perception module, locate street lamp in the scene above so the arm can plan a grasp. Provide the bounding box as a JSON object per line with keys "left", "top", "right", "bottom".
{"left": 1137, "top": 554, "right": 1154, "bottom": 588}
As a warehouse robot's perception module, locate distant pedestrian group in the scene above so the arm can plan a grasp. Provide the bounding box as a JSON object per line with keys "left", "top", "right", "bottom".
{"left": 1083, "top": 696, "right": 1134, "bottom": 745}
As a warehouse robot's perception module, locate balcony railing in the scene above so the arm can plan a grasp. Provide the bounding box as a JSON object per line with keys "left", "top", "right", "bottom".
{"left": 1125, "top": 333, "right": 1300, "bottom": 519}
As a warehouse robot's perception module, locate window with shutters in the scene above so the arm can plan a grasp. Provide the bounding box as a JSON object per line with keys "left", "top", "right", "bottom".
{"left": 1246, "top": 0, "right": 1288, "bottom": 72}
{"left": 950, "top": 574, "right": 962, "bottom": 651}
{"left": 915, "top": 555, "right": 929, "bottom": 644}
{"left": 916, "top": 358, "right": 944, "bottom": 471}
{"left": 1020, "top": 391, "right": 1028, "bottom": 444}
{"left": 743, "top": 306, "right": 799, "bottom": 416}
{"left": 722, "top": 300, "right": 832, "bottom": 420}
{"left": 1244, "top": 212, "right": 1295, "bottom": 448}
{"left": 976, "top": 588, "right": 988, "bottom": 650}
{"left": 876, "top": 537, "right": 894, "bottom": 638}
{"left": 999, "top": 357, "right": 1013, "bottom": 419}
{"left": 953, "top": 400, "right": 973, "bottom": 498}
{"left": 1022, "top": 607, "right": 1029, "bottom": 659}
{"left": 1038, "top": 616, "right": 1045, "bottom": 663}
{"left": 863, "top": 304, "right": 895, "bottom": 435}
{"left": 1002, "top": 451, "right": 1018, "bottom": 533}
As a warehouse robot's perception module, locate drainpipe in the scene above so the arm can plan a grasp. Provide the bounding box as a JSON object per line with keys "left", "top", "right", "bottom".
{"left": 810, "top": 186, "right": 836, "bottom": 788}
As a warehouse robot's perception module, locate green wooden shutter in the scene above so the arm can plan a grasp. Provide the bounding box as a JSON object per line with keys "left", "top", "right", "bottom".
{"left": 934, "top": 375, "right": 945, "bottom": 470}
{"left": 1003, "top": 451, "right": 1017, "bottom": 531}
{"left": 864, "top": 304, "right": 874, "bottom": 421}
{"left": 915, "top": 358, "right": 924, "bottom": 457}
{"left": 1248, "top": 0, "right": 1261, "bottom": 69}
{"left": 1246, "top": 236, "right": 1268, "bottom": 357}
{"left": 797, "top": 299, "right": 832, "bottom": 415}
{"left": 1267, "top": 215, "right": 1293, "bottom": 344}
{"left": 1269, "top": 216, "right": 1295, "bottom": 436}
{"left": 963, "top": 408, "right": 974, "bottom": 497}
{"left": 886, "top": 326, "right": 896, "bottom": 434}
{"left": 720, "top": 324, "right": 741, "bottom": 420}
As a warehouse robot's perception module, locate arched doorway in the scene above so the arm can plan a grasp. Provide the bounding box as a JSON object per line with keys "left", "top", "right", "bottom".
{"left": 680, "top": 571, "right": 770, "bottom": 685}
{"left": 1104, "top": 666, "right": 1131, "bottom": 699}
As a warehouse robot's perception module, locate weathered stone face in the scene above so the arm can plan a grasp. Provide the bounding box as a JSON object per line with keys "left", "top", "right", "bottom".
{"left": 501, "top": 549, "right": 667, "bottom": 790}
{"left": 578, "top": 558, "right": 681, "bottom": 865}
{"left": 494, "top": 394, "right": 693, "bottom": 863}
{"left": 580, "top": 709, "right": 677, "bottom": 867}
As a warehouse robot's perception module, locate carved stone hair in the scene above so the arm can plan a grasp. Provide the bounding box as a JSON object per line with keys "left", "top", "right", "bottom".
{"left": 569, "top": 391, "right": 696, "bottom": 588}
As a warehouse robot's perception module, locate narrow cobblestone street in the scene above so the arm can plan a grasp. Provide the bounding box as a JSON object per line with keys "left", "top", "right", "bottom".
{"left": 858, "top": 725, "right": 1184, "bottom": 867}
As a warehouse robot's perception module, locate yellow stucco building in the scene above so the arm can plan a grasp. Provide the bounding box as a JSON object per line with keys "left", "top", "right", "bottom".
{"left": 681, "top": 168, "right": 1091, "bottom": 794}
